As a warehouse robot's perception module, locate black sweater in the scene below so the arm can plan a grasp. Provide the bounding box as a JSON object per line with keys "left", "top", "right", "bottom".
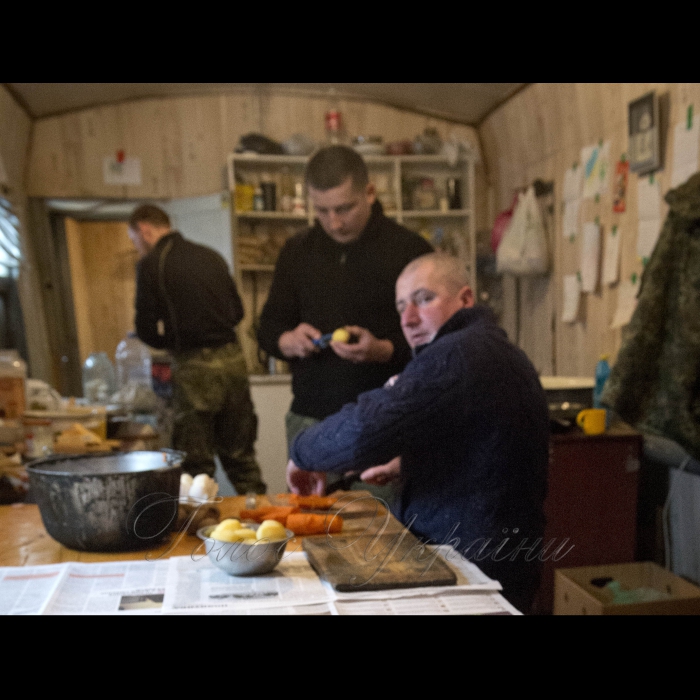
{"left": 257, "top": 201, "right": 433, "bottom": 419}
{"left": 134, "top": 231, "right": 243, "bottom": 352}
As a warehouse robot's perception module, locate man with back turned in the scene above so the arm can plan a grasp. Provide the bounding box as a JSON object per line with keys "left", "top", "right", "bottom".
{"left": 128, "top": 203, "right": 266, "bottom": 496}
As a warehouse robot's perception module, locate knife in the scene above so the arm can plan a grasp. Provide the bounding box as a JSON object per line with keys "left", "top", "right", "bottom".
{"left": 312, "top": 333, "right": 334, "bottom": 349}
{"left": 328, "top": 471, "right": 364, "bottom": 492}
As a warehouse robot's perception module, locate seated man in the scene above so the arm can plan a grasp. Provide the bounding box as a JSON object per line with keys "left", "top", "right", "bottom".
{"left": 287, "top": 252, "right": 550, "bottom": 613}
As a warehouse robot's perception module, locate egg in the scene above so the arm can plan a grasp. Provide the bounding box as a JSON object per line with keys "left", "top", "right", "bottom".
{"left": 180, "top": 473, "right": 193, "bottom": 499}
{"left": 188, "top": 474, "right": 217, "bottom": 501}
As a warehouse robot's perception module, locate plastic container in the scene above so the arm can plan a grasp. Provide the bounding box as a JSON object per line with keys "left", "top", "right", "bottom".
{"left": 82, "top": 352, "right": 116, "bottom": 404}
{"left": 0, "top": 350, "right": 27, "bottom": 419}
{"left": 593, "top": 354, "right": 611, "bottom": 409}
{"left": 23, "top": 417, "right": 54, "bottom": 458}
{"left": 115, "top": 333, "right": 152, "bottom": 391}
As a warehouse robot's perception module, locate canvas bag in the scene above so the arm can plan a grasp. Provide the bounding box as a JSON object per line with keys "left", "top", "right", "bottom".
{"left": 496, "top": 185, "right": 549, "bottom": 275}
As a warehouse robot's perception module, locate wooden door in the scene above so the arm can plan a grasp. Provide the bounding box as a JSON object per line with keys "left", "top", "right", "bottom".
{"left": 64, "top": 218, "right": 139, "bottom": 366}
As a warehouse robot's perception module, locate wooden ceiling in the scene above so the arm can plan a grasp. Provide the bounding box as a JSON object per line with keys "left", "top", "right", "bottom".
{"left": 3, "top": 83, "right": 526, "bottom": 127}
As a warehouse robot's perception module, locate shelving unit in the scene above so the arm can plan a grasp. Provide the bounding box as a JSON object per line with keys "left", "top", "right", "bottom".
{"left": 227, "top": 150, "right": 476, "bottom": 375}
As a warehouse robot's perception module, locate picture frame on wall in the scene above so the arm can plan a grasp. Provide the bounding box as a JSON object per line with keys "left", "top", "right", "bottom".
{"left": 628, "top": 91, "right": 660, "bottom": 175}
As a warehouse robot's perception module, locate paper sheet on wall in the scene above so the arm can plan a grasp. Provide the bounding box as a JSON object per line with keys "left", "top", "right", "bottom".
{"left": 637, "top": 176, "right": 661, "bottom": 220}
{"left": 580, "top": 221, "right": 601, "bottom": 293}
{"left": 581, "top": 141, "right": 611, "bottom": 199}
{"left": 602, "top": 225, "right": 621, "bottom": 286}
{"left": 562, "top": 274, "right": 581, "bottom": 323}
{"left": 562, "top": 198, "right": 580, "bottom": 239}
{"left": 611, "top": 277, "right": 641, "bottom": 329}
{"left": 103, "top": 156, "right": 142, "bottom": 186}
{"left": 636, "top": 176, "right": 662, "bottom": 259}
{"left": 671, "top": 118, "right": 700, "bottom": 188}
{"left": 563, "top": 165, "right": 583, "bottom": 202}
{"left": 637, "top": 219, "right": 663, "bottom": 260}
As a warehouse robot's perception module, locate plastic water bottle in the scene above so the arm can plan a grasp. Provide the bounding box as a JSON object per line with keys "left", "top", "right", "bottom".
{"left": 115, "top": 333, "right": 152, "bottom": 391}
{"left": 593, "top": 354, "right": 611, "bottom": 409}
{"left": 82, "top": 352, "right": 116, "bottom": 403}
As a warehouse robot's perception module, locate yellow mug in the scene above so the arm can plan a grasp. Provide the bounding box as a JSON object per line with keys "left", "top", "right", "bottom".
{"left": 576, "top": 408, "right": 606, "bottom": 435}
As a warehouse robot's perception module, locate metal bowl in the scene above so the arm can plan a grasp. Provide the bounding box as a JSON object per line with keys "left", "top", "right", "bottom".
{"left": 197, "top": 524, "right": 293, "bottom": 576}
{"left": 27, "top": 450, "right": 184, "bottom": 552}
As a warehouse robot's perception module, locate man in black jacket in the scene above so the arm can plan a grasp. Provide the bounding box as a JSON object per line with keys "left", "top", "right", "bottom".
{"left": 257, "top": 146, "right": 432, "bottom": 494}
{"left": 128, "top": 204, "right": 266, "bottom": 495}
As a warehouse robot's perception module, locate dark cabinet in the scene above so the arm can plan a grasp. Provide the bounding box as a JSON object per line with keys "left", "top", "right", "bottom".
{"left": 532, "top": 423, "right": 642, "bottom": 614}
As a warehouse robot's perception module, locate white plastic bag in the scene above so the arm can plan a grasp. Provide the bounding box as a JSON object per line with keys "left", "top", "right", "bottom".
{"left": 496, "top": 185, "right": 549, "bottom": 275}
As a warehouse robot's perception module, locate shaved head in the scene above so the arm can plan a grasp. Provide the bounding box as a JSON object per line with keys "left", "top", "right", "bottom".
{"left": 399, "top": 252, "right": 470, "bottom": 294}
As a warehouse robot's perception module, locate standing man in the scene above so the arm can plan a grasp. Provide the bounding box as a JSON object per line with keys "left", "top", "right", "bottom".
{"left": 128, "top": 204, "right": 266, "bottom": 495}
{"left": 287, "top": 253, "right": 550, "bottom": 612}
{"left": 257, "top": 145, "right": 433, "bottom": 493}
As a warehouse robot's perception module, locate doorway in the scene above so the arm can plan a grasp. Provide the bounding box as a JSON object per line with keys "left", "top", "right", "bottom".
{"left": 64, "top": 218, "right": 138, "bottom": 368}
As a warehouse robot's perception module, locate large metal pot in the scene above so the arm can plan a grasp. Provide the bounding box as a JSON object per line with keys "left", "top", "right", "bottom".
{"left": 27, "top": 450, "right": 184, "bottom": 552}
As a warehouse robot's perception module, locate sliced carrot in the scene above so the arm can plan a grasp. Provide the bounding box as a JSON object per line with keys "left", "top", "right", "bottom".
{"left": 239, "top": 506, "right": 299, "bottom": 525}
{"left": 286, "top": 512, "right": 343, "bottom": 536}
{"left": 288, "top": 495, "right": 339, "bottom": 510}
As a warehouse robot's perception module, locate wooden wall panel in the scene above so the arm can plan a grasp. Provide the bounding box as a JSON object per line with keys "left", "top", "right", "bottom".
{"left": 479, "top": 82, "right": 700, "bottom": 378}
{"left": 26, "top": 90, "right": 482, "bottom": 201}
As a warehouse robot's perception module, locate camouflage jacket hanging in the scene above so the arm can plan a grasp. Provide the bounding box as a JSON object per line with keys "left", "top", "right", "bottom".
{"left": 602, "top": 172, "right": 700, "bottom": 461}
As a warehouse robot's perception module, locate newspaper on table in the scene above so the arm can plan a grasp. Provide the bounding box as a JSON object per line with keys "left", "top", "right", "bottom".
{"left": 161, "top": 551, "right": 334, "bottom": 614}
{"left": 1, "top": 542, "right": 521, "bottom": 616}
{"left": 0, "top": 560, "right": 170, "bottom": 615}
{"left": 331, "top": 592, "right": 522, "bottom": 616}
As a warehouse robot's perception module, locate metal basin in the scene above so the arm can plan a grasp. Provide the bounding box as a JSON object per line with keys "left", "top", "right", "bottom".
{"left": 27, "top": 450, "right": 184, "bottom": 552}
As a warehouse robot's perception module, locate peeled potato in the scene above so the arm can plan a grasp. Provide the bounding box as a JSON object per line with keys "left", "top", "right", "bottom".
{"left": 216, "top": 518, "right": 242, "bottom": 532}
{"left": 332, "top": 328, "right": 351, "bottom": 343}
{"left": 256, "top": 519, "right": 289, "bottom": 542}
{"left": 211, "top": 527, "right": 257, "bottom": 543}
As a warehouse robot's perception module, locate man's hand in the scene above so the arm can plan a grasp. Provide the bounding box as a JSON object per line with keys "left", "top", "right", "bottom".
{"left": 278, "top": 323, "right": 322, "bottom": 359}
{"left": 360, "top": 456, "right": 401, "bottom": 486}
{"left": 286, "top": 459, "right": 327, "bottom": 495}
{"left": 330, "top": 326, "right": 394, "bottom": 364}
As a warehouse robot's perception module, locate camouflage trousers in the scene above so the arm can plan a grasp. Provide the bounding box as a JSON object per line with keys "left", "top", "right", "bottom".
{"left": 171, "top": 342, "right": 267, "bottom": 495}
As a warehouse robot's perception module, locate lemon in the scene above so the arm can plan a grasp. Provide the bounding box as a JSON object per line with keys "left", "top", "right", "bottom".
{"left": 332, "top": 328, "right": 351, "bottom": 343}
{"left": 256, "top": 519, "right": 289, "bottom": 542}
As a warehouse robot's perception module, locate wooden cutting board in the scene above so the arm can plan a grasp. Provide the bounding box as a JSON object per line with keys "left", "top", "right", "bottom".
{"left": 303, "top": 529, "right": 457, "bottom": 592}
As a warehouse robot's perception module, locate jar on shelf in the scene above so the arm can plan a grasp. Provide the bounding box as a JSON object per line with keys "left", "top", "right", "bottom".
{"left": 292, "top": 182, "right": 306, "bottom": 215}
{"left": 412, "top": 179, "right": 438, "bottom": 211}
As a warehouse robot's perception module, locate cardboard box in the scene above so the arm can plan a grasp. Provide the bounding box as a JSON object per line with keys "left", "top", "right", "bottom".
{"left": 554, "top": 562, "right": 700, "bottom": 615}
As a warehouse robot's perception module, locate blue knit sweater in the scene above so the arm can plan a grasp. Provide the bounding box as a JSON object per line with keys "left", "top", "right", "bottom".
{"left": 291, "top": 305, "right": 550, "bottom": 607}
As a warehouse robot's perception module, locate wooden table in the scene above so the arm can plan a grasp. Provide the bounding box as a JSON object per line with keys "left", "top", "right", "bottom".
{"left": 0, "top": 492, "right": 402, "bottom": 568}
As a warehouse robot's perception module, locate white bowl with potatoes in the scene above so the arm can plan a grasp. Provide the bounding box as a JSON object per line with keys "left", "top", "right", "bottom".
{"left": 197, "top": 519, "right": 294, "bottom": 576}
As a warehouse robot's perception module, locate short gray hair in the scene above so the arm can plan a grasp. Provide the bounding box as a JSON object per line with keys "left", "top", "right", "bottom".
{"left": 400, "top": 252, "right": 470, "bottom": 293}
